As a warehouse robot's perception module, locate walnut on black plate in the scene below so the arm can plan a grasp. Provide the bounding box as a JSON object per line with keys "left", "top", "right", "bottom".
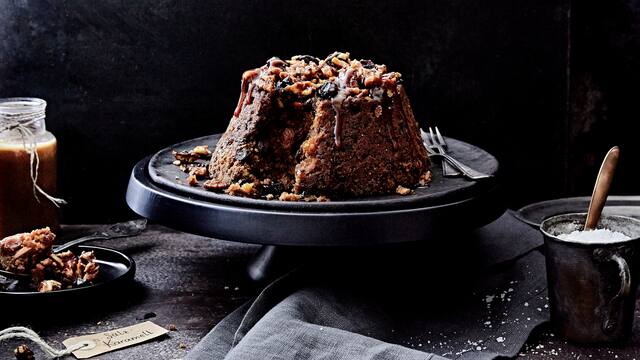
{"left": 1, "top": 228, "right": 100, "bottom": 292}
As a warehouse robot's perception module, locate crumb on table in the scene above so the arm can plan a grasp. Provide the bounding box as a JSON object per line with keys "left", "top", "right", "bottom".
{"left": 14, "top": 344, "right": 34, "bottom": 360}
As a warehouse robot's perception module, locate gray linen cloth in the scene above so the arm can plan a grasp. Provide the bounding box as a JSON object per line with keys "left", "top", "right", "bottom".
{"left": 187, "top": 211, "right": 548, "bottom": 360}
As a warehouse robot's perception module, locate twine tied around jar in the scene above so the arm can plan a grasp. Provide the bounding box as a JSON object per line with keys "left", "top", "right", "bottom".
{"left": 0, "top": 100, "right": 67, "bottom": 207}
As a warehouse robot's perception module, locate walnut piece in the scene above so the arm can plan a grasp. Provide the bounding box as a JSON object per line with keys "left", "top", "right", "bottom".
{"left": 187, "top": 175, "right": 198, "bottom": 186}
{"left": 189, "top": 166, "right": 209, "bottom": 178}
{"left": 419, "top": 171, "right": 432, "bottom": 186}
{"left": 14, "top": 344, "right": 34, "bottom": 360}
{"left": 1, "top": 228, "right": 100, "bottom": 292}
{"left": 279, "top": 192, "right": 302, "bottom": 201}
{"left": 78, "top": 251, "right": 100, "bottom": 283}
{"left": 226, "top": 182, "right": 256, "bottom": 197}
{"left": 172, "top": 150, "right": 200, "bottom": 163}
{"left": 192, "top": 145, "right": 211, "bottom": 156}
{"left": 203, "top": 180, "right": 227, "bottom": 190}
{"left": 38, "top": 279, "right": 62, "bottom": 293}
{"left": 0, "top": 228, "right": 55, "bottom": 274}
{"left": 173, "top": 145, "right": 212, "bottom": 164}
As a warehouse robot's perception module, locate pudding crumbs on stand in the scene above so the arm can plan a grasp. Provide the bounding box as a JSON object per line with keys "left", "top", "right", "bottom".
{"left": 172, "top": 143, "right": 431, "bottom": 201}
{"left": 172, "top": 144, "right": 332, "bottom": 201}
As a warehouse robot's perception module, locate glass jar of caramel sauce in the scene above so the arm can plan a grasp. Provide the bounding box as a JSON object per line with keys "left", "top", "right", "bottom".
{"left": 0, "top": 98, "right": 59, "bottom": 238}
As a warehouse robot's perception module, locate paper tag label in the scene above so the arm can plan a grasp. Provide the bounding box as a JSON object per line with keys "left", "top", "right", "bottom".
{"left": 62, "top": 321, "right": 169, "bottom": 359}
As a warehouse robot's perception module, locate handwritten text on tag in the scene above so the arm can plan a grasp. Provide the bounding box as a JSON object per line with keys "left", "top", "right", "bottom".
{"left": 62, "top": 321, "right": 169, "bottom": 359}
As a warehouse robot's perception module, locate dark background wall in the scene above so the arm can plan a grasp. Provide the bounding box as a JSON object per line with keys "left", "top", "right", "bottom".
{"left": 0, "top": 0, "right": 637, "bottom": 223}
{"left": 567, "top": 0, "right": 640, "bottom": 195}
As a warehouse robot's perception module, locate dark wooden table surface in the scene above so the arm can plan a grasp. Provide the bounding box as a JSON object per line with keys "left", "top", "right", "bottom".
{"left": 0, "top": 224, "right": 260, "bottom": 359}
{"left": 2, "top": 223, "right": 640, "bottom": 359}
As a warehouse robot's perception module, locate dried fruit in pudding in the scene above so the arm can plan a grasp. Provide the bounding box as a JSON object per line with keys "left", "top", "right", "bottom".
{"left": 205, "top": 52, "right": 430, "bottom": 200}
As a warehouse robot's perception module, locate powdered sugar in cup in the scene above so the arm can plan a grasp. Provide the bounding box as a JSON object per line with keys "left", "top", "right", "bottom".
{"left": 540, "top": 213, "right": 640, "bottom": 343}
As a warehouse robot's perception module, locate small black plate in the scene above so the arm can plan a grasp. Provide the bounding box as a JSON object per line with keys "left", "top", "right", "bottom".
{"left": 514, "top": 196, "right": 640, "bottom": 228}
{"left": 0, "top": 245, "right": 135, "bottom": 299}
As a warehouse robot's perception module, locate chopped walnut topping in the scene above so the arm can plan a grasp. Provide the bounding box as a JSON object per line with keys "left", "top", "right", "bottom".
{"left": 173, "top": 145, "right": 212, "bottom": 164}
{"left": 187, "top": 174, "right": 198, "bottom": 186}
{"left": 364, "top": 75, "right": 382, "bottom": 87}
{"left": 192, "top": 145, "right": 211, "bottom": 156}
{"left": 302, "top": 195, "right": 330, "bottom": 202}
{"left": 172, "top": 150, "right": 200, "bottom": 163}
{"left": 284, "top": 81, "right": 316, "bottom": 96}
{"left": 203, "top": 179, "right": 228, "bottom": 190}
{"left": 395, "top": 185, "right": 412, "bottom": 196}
{"left": 225, "top": 182, "right": 256, "bottom": 197}
{"left": 279, "top": 192, "right": 302, "bottom": 201}
{"left": 321, "top": 66, "right": 335, "bottom": 78}
{"left": 331, "top": 57, "right": 349, "bottom": 68}
{"left": 189, "top": 166, "right": 209, "bottom": 178}
{"left": 419, "top": 171, "right": 432, "bottom": 186}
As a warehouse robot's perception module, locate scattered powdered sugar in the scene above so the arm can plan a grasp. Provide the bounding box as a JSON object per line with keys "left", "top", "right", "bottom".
{"left": 414, "top": 279, "right": 556, "bottom": 358}
{"left": 557, "top": 228, "right": 630, "bottom": 243}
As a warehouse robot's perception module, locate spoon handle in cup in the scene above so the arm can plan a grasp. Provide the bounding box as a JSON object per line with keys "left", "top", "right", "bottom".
{"left": 585, "top": 146, "right": 620, "bottom": 230}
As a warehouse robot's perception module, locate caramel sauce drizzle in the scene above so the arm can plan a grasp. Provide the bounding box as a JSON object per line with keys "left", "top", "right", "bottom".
{"left": 245, "top": 83, "right": 255, "bottom": 106}
{"left": 343, "top": 68, "right": 356, "bottom": 87}
{"left": 233, "top": 68, "right": 261, "bottom": 117}
{"left": 232, "top": 54, "right": 397, "bottom": 150}
{"left": 268, "top": 58, "right": 286, "bottom": 68}
{"left": 332, "top": 102, "right": 343, "bottom": 148}
{"left": 331, "top": 67, "right": 355, "bottom": 148}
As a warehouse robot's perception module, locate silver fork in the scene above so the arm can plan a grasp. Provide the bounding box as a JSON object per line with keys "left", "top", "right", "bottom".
{"left": 432, "top": 127, "right": 460, "bottom": 177}
{"left": 421, "top": 128, "right": 460, "bottom": 177}
{"left": 424, "top": 127, "right": 493, "bottom": 180}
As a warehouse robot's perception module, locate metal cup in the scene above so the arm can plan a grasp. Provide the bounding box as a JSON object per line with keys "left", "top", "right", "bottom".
{"left": 540, "top": 213, "right": 640, "bottom": 343}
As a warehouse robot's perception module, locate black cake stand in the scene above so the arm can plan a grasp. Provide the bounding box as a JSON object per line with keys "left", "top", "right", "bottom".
{"left": 126, "top": 134, "right": 504, "bottom": 280}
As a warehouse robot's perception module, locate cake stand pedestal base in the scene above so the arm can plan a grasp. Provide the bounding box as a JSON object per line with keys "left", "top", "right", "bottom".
{"left": 247, "top": 246, "right": 293, "bottom": 282}
{"left": 247, "top": 245, "right": 328, "bottom": 282}
{"left": 126, "top": 134, "right": 504, "bottom": 283}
